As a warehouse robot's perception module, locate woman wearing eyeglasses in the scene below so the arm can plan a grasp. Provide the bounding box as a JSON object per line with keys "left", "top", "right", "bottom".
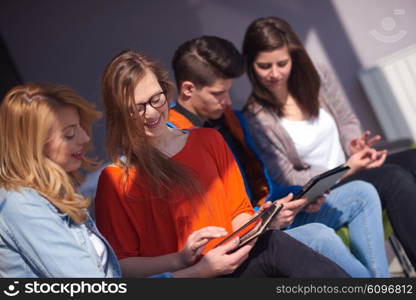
{"left": 93, "top": 49, "right": 355, "bottom": 278}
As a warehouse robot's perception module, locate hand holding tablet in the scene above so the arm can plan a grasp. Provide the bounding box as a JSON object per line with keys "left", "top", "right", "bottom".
{"left": 214, "top": 164, "right": 350, "bottom": 250}
{"left": 293, "top": 164, "right": 350, "bottom": 203}
{"left": 214, "top": 202, "right": 284, "bottom": 249}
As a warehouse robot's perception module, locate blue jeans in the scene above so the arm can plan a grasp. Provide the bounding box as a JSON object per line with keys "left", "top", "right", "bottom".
{"left": 286, "top": 224, "right": 370, "bottom": 277}
{"left": 288, "top": 180, "right": 389, "bottom": 277}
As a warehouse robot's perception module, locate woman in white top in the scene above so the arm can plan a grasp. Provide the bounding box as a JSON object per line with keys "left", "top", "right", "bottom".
{"left": 241, "top": 16, "right": 401, "bottom": 277}
{"left": 242, "top": 16, "right": 416, "bottom": 270}
{"left": 243, "top": 15, "right": 416, "bottom": 271}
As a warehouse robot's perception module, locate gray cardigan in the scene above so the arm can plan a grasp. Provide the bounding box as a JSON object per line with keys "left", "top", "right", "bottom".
{"left": 244, "top": 67, "right": 362, "bottom": 186}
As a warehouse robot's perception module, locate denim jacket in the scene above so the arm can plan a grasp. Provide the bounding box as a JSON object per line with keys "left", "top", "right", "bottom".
{"left": 0, "top": 187, "right": 121, "bottom": 278}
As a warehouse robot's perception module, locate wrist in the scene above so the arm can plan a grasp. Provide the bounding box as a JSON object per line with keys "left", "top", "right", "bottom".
{"left": 172, "top": 262, "right": 208, "bottom": 278}
{"left": 345, "top": 160, "right": 360, "bottom": 174}
{"left": 174, "top": 250, "right": 189, "bottom": 270}
{"left": 344, "top": 167, "right": 357, "bottom": 178}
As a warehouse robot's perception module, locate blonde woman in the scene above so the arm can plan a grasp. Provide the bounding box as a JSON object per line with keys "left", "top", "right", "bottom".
{"left": 0, "top": 83, "right": 122, "bottom": 277}
{"left": 0, "top": 83, "right": 270, "bottom": 278}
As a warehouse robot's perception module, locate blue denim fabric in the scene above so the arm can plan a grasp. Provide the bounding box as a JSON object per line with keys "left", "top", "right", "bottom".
{"left": 285, "top": 224, "right": 371, "bottom": 277}
{"left": 0, "top": 187, "right": 121, "bottom": 278}
{"left": 149, "top": 272, "right": 175, "bottom": 278}
{"left": 289, "top": 180, "right": 390, "bottom": 277}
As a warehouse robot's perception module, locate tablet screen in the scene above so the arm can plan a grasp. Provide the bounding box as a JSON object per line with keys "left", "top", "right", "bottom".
{"left": 214, "top": 203, "right": 283, "bottom": 248}
{"left": 295, "top": 165, "right": 350, "bottom": 203}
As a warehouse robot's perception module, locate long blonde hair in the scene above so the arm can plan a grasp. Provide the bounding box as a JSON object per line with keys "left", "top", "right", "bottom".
{"left": 0, "top": 83, "right": 101, "bottom": 223}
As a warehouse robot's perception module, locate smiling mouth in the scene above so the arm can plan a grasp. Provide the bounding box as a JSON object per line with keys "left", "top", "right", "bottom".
{"left": 71, "top": 151, "right": 83, "bottom": 160}
{"left": 144, "top": 117, "right": 161, "bottom": 129}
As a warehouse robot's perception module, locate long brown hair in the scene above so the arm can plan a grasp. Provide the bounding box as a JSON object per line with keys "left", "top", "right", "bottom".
{"left": 0, "top": 83, "right": 101, "bottom": 224}
{"left": 243, "top": 16, "right": 320, "bottom": 118}
{"left": 101, "top": 50, "right": 202, "bottom": 200}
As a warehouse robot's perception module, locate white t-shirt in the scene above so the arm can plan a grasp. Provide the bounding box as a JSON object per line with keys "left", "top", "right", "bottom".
{"left": 281, "top": 108, "right": 346, "bottom": 170}
{"left": 86, "top": 227, "right": 108, "bottom": 268}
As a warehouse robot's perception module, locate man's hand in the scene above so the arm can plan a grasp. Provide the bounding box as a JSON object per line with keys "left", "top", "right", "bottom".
{"left": 262, "top": 193, "right": 308, "bottom": 229}
{"left": 303, "top": 196, "right": 325, "bottom": 213}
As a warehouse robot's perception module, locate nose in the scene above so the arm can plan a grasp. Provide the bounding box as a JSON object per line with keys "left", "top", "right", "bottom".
{"left": 270, "top": 65, "right": 280, "bottom": 79}
{"left": 78, "top": 127, "right": 90, "bottom": 144}
{"left": 143, "top": 103, "right": 160, "bottom": 119}
{"left": 223, "top": 92, "right": 232, "bottom": 106}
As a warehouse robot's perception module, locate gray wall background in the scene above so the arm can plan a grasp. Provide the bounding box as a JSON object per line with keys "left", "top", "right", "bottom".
{"left": 1, "top": 0, "right": 415, "bottom": 160}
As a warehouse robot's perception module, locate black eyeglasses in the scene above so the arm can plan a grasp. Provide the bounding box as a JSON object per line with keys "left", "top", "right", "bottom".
{"left": 135, "top": 91, "right": 167, "bottom": 116}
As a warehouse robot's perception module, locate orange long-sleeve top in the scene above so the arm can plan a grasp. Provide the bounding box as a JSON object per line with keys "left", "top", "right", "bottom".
{"left": 95, "top": 128, "right": 254, "bottom": 259}
{"left": 168, "top": 109, "right": 196, "bottom": 129}
{"left": 169, "top": 106, "right": 269, "bottom": 206}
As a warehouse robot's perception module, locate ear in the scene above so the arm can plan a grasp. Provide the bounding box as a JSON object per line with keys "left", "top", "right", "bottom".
{"left": 180, "top": 81, "right": 196, "bottom": 98}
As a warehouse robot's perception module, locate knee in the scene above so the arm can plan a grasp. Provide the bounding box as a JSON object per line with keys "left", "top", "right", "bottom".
{"left": 305, "top": 224, "right": 350, "bottom": 256}
{"left": 343, "top": 180, "right": 381, "bottom": 208}
{"left": 343, "top": 180, "right": 377, "bottom": 197}
{"left": 285, "top": 223, "right": 348, "bottom": 257}
{"left": 308, "top": 223, "right": 336, "bottom": 238}
{"left": 302, "top": 223, "right": 341, "bottom": 245}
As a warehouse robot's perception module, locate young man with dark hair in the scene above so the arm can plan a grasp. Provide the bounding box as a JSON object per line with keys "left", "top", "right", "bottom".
{"left": 170, "top": 35, "right": 272, "bottom": 206}
{"left": 168, "top": 35, "right": 390, "bottom": 277}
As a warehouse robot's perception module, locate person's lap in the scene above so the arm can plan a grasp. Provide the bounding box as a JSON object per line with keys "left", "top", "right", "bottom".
{"left": 224, "top": 230, "right": 350, "bottom": 278}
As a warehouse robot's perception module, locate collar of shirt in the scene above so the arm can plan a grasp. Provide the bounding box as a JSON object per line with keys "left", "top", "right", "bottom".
{"left": 173, "top": 101, "right": 206, "bottom": 128}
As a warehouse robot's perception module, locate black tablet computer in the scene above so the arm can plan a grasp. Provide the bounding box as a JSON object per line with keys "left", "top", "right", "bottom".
{"left": 293, "top": 164, "right": 350, "bottom": 203}
{"left": 214, "top": 202, "right": 284, "bottom": 249}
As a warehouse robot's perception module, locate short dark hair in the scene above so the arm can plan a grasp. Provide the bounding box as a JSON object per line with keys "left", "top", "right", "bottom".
{"left": 172, "top": 36, "right": 244, "bottom": 89}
